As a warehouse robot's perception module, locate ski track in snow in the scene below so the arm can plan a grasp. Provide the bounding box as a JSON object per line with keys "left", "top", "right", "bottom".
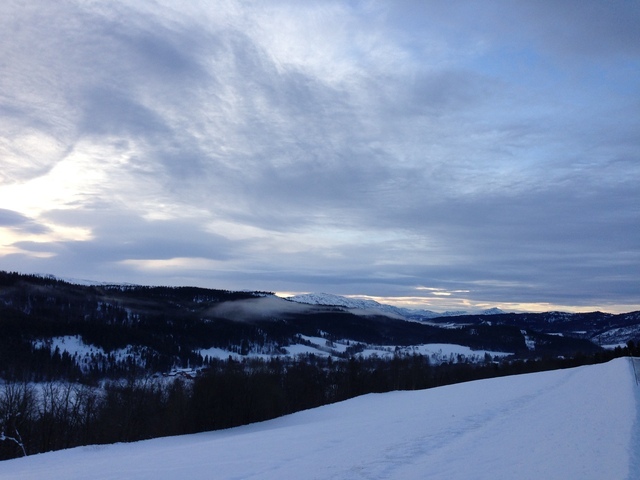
{"left": 631, "top": 357, "right": 640, "bottom": 479}
{"left": 0, "top": 358, "right": 637, "bottom": 480}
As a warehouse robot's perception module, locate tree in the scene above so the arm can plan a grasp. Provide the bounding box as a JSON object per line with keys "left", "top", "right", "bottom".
{"left": 0, "top": 382, "right": 35, "bottom": 458}
{"left": 0, "top": 427, "right": 26, "bottom": 457}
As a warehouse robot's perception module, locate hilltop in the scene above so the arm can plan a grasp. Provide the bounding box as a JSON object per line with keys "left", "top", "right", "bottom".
{"left": 3, "top": 271, "right": 637, "bottom": 383}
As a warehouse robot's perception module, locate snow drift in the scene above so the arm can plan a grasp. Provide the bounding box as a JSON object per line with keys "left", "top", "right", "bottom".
{"left": 1, "top": 358, "right": 638, "bottom": 480}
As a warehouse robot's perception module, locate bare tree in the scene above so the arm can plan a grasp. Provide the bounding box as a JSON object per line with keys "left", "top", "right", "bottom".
{"left": 0, "top": 382, "right": 35, "bottom": 457}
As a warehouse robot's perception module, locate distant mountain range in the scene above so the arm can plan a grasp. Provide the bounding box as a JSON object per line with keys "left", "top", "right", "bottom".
{"left": 286, "top": 292, "right": 640, "bottom": 346}
{"left": 287, "top": 292, "right": 504, "bottom": 320}
{"left": 0, "top": 271, "right": 638, "bottom": 384}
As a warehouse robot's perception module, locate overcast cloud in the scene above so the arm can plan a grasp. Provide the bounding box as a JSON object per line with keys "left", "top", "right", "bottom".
{"left": 1, "top": 0, "right": 638, "bottom": 313}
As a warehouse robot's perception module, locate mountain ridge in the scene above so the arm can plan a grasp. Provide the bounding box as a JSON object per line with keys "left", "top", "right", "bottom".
{"left": 0, "top": 271, "right": 638, "bottom": 384}
{"left": 287, "top": 292, "right": 504, "bottom": 319}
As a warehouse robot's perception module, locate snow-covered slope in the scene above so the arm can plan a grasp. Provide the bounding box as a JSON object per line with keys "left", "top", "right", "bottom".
{"left": 2, "top": 358, "right": 637, "bottom": 480}
{"left": 287, "top": 292, "right": 419, "bottom": 317}
{"left": 287, "top": 292, "right": 504, "bottom": 319}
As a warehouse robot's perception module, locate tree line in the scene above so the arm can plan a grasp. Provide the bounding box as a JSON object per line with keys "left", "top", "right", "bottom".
{"left": 0, "top": 270, "right": 607, "bottom": 387}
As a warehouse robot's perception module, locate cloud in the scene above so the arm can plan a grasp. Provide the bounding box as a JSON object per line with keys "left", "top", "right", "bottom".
{"left": 208, "top": 296, "right": 322, "bottom": 322}
{"left": 388, "top": 0, "right": 640, "bottom": 59}
{"left": 0, "top": 1, "right": 638, "bottom": 312}
{"left": 514, "top": 0, "right": 640, "bottom": 58}
{"left": 41, "top": 209, "right": 234, "bottom": 261}
{"left": 0, "top": 209, "right": 49, "bottom": 234}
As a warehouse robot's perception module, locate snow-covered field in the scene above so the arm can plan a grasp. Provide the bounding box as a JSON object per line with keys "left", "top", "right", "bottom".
{"left": 1, "top": 358, "right": 638, "bottom": 480}
{"left": 39, "top": 334, "right": 511, "bottom": 368}
{"left": 35, "top": 335, "right": 148, "bottom": 372}
{"left": 200, "top": 337, "right": 512, "bottom": 363}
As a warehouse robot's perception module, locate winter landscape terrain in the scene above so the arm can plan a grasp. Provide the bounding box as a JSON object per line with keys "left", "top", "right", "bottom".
{"left": 1, "top": 272, "right": 639, "bottom": 473}
{"left": 2, "top": 0, "right": 639, "bottom": 476}
{"left": 3, "top": 272, "right": 637, "bottom": 379}
{"left": 1, "top": 358, "right": 638, "bottom": 480}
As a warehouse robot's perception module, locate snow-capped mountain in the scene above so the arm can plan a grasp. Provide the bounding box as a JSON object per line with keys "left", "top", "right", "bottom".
{"left": 287, "top": 293, "right": 418, "bottom": 318}
{"left": 287, "top": 293, "right": 504, "bottom": 320}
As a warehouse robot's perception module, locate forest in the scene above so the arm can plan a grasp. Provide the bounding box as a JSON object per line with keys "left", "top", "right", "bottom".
{"left": 1, "top": 271, "right": 638, "bottom": 460}
{"left": 1, "top": 344, "right": 637, "bottom": 461}
{"left": 0, "top": 271, "right": 607, "bottom": 383}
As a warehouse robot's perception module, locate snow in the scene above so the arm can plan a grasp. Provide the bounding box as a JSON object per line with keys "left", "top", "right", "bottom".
{"left": 37, "top": 336, "right": 146, "bottom": 372}
{"left": 283, "top": 344, "right": 330, "bottom": 356}
{"left": 49, "top": 336, "right": 97, "bottom": 357}
{"left": 200, "top": 338, "right": 511, "bottom": 363}
{"left": 1, "top": 358, "right": 637, "bottom": 480}
{"left": 198, "top": 347, "right": 243, "bottom": 360}
{"left": 521, "top": 329, "right": 536, "bottom": 350}
{"left": 296, "top": 334, "right": 350, "bottom": 353}
{"left": 354, "top": 343, "right": 512, "bottom": 362}
{"left": 294, "top": 337, "right": 512, "bottom": 362}
{"left": 286, "top": 292, "right": 505, "bottom": 319}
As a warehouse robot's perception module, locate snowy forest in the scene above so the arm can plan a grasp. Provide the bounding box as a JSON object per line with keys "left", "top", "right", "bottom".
{"left": 1, "top": 271, "right": 638, "bottom": 460}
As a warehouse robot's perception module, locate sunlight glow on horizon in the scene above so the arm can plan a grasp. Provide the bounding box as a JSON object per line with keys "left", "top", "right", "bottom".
{"left": 275, "top": 292, "right": 640, "bottom": 315}
{"left": 1, "top": 1, "right": 637, "bottom": 314}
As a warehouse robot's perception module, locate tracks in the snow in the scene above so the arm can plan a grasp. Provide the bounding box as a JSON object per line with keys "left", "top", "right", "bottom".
{"left": 631, "top": 357, "right": 640, "bottom": 386}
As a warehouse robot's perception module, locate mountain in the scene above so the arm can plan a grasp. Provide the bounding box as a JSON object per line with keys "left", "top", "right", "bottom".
{"left": 287, "top": 292, "right": 504, "bottom": 319}
{"left": 1, "top": 358, "right": 636, "bottom": 479}
{"left": 428, "top": 310, "right": 640, "bottom": 347}
{"left": 0, "top": 271, "right": 637, "bottom": 464}
{"left": 0, "top": 271, "right": 635, "bottom": 384}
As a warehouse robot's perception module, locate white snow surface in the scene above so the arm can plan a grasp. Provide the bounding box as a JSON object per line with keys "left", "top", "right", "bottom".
{"left": 287, "top": 292, "right": 504, "bottom": 318}
{"left": 1, "top": 358, "right": 638, "bottom": 480}
{"left": 353, "top": 343, "right": 512, "bottom": 362}
{"left": 200, "top": 337, "right": 511, "bottom": 363}
{"left": 36, "top": 336, "right": 144, "bottom": 372}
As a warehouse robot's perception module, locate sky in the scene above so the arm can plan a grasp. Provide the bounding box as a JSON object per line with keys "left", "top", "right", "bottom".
{"left": 1, "top": 1, "right": 639, "bottom": 313}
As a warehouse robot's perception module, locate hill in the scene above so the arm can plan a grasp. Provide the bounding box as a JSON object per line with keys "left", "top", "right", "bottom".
{"left": 1, "top": 358, "right": 637, "bottom": 480}
{"left": 289, "top": 292, "right": 640, "bottom": 346}
{"left": 289, "top": 291, "right": 503, "bottom": 317}
{"left": 1, "top": 271, "right": 626, "bottom": 383}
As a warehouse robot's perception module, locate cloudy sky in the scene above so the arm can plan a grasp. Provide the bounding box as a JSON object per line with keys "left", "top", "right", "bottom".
{"left": 1, "top": 1, "right": 638, "bottom": 313}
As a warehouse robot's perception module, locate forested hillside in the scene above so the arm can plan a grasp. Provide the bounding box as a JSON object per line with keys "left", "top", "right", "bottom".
{"left": 1, "top": 271, "right": 637, "bottom": 460}
{"left": 0, "top": 271, "right": 610, "bottom": 382}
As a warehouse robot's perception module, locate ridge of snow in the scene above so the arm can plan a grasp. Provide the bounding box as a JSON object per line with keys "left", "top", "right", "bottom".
{"left": 287, "top": 293, "right": 504, "bottom": 320}
{"left": 288, "top": 293, "right": 384, "bottom": 310}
